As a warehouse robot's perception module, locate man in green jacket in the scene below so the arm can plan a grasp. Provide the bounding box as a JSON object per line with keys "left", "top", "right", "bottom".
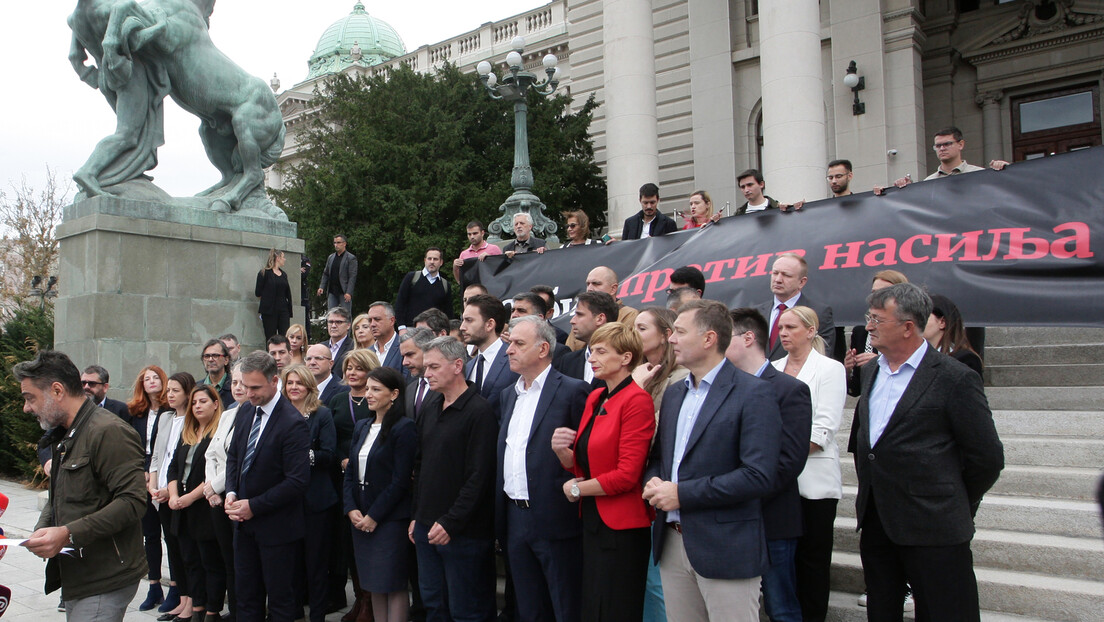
{"left": 18, "top": 350, "right": 147, "bottom": 621}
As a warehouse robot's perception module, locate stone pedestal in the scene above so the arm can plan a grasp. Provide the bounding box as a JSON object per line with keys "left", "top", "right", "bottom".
{"left": 55, "top": 196, "right": 304, "bottom": 400}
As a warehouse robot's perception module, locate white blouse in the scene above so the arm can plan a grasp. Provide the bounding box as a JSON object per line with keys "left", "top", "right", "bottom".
{"left": 357, "top": 423, "right": 383, "bottom": 484}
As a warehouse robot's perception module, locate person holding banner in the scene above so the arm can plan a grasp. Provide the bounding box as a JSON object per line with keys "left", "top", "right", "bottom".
{"left": 621, "top": 183, "right": 678, "bottom": 241}
{"left": 681, "top": 190, "right": 716, "bottom": 229}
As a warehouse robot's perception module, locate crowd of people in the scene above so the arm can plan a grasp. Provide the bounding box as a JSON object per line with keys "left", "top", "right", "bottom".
{"left": 19, "top": 126, "right": 1007, "bottom": 622}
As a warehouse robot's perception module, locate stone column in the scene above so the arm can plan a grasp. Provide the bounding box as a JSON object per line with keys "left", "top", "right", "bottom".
{"left": 759, "top": 0, "right": 828, "bottom": 202}
{"left": 602, "top": 0, "right": 659, "bottom": 236}
{"left": 976, "top": 90, "right": 1005, "bottom": 165}
{"left": 55, "top": 197, "right": 304, "bottom": 400}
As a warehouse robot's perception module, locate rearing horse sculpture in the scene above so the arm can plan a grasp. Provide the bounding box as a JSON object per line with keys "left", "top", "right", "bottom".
{"left": 70, "top": 0, "right": 286, "bottom": 218}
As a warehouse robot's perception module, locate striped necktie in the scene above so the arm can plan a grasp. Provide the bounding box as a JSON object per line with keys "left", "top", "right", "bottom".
{"left": 242, "top": 409, "right": 265, "bottom": 474}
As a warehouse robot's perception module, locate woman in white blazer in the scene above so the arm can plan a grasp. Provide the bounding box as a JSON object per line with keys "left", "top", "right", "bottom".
{"left": 204, "top": 362, "right": 246, "bottom": 621}
{"left": 773, "top": 305, "right": 846, "bottom": 622}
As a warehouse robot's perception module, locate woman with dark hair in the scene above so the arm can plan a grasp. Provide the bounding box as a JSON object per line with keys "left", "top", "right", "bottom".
{"left": 844, "top": 270, "right": 909, "bottom": 397}
{"left": 282, "top": 364, "right": 338, "bottom": 622}
{"left": 204, "top": 362, "right": 247, "bottom": 621}
{"left": 344, "top": 366, "right": 417, "bottom": 622}
{"left": 149, "top": 371, "right": 197, "bottom": 621}
{"left": 552, "top": 322, "right": 656, "bottom": 622}
{"left": 925, "top": 294, "right": 984, "bottom": 377}
{"left": 127, "top": 365, "right": 170, "bottom": 611}
{"left": 256, "top": 247, "right": 293, "bottom": 339}
{"left": 562, "top": 209, "right": 594, "bottom": 247}
{"left": 167, "top": 385, "right": 226, "bottom": 622}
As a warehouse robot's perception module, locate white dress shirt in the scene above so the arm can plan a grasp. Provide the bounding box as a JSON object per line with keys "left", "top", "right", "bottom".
{"left": 316, "top": 374, "right": 333, "bottom": 398}
{"left": 469, "top": 338, "right": 504, "bottom": 387}
{"left": 357, "top": 423, "right": 383, "bottom": 484}
{"left": 582, "top": 346, "right": 594, "bottom": 384}
{"left": 375, "top": 333, "right": 398, "bottom": 365}
{"left": 769, "top": 292, "right": 804, "bottom": 330}
{"left": 503, "top": 365, "right": 552, "bottom": 500}
{"left": 421, "top": 267, "right": 440, "bottom": 284}
{"left": 868, "top": 342, "right": 928, "bottom": 446}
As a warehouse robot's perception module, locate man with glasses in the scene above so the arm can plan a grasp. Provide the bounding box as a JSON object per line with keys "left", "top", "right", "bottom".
{"left": 876, "top": 127, "right": 1010, "bottom": 193}
{"left": 826, "top": 159, "right": 854, "bottom": 197}
{"left": 324, "top": 307, "right": 354, "bottom": 379}
{"left": 305, "top": 344, "right": 348, "bottom": 407}
{"left": 200, "top": 338, "right": 234, "bottom": 407}
{"left": 80, "top": 365, "right": 131, "bottom": 419}
{"left": 666, "top": 266, "right": 705, "bottom": 311}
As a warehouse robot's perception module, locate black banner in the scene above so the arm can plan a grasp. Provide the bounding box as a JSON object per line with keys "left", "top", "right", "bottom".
{"left": 473, "top": 147, "right": 1103, "bottom": 326}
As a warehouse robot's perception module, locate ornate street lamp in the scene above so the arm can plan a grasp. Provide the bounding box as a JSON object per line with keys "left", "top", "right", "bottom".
{"left": 477, "top": 37, "right": 561, "bottom": 244}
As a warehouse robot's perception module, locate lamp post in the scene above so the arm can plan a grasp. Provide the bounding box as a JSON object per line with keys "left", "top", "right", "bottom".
{"left": 29, "top": 275, "right": 58, "bottom": 310}
{"left": 477, "top": 37, "right": 561, "bottom": 244}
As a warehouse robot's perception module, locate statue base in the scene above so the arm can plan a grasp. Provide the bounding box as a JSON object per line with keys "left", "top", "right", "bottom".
{"left": 55, "top": 195, "right": 304, "bottom": 398}
{"left": 487, "top": 189, "right": 560, "bottom": 245}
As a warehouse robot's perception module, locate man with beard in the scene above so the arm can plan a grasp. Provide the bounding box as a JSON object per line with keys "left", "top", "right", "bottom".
{"left": 80, "top": 365, "right": 131, "bottom": 419}
{"left": 19, "top": 350, "right": 146, "bottom": 621}
{"left": 827, "top": 160, "right": 854, "bottom": 197}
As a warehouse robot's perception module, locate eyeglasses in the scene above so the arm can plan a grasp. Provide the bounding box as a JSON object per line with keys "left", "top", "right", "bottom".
{"left": 304, "top": 355, "right": 331, "bottom": 362}
{"left": 933, "top": 141, "right": 958, "bottom": 150}
{"left": 81, "top": 380, "right": 105, "bottom": 387}
{"left": 201, "top": 353, "right": 225, "bottom": 360}
{"left": 864, "top": 313, "right": 902, "bottom": 326}
{"left": 826, "top": 174, "right": 849, "bottom": 181}
{"left": 665, "top": 286, "right": 691, "bottom": 296}
{"left": 566, "top": 223, "right": 578, "bottom": 229}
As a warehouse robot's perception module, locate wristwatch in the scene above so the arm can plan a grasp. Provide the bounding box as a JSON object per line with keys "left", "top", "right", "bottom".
{"left": 570, "top": 483, "right": 581, "bottom": 499}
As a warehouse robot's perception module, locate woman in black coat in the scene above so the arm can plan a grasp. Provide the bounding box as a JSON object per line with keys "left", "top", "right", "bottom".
{"left": 283, "top": 364, "right": 339, "bottom": 622}
{"left": 344, "top": 367, "right": 417, "bottom": 622}
{"left": 167, "top": 385, "right": 227, "bottom": 622}
{"left": 924, "top": 294, "right": 984, "bottom": 377}
{"left": 256, "top": 248, "right": 293, "bottom": 339}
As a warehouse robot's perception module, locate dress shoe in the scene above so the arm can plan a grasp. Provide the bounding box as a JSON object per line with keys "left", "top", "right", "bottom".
{"left": 158, "top": 613, "right": 178, "bottom": 621}
{"left": 140, "top": 583, "right": 165, "bottom": 611}
{"left": 159, "top": 585, "right": 181, "bottom": 613}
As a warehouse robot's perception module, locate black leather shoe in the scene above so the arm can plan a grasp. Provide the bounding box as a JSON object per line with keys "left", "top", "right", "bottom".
{"left": 157, "top": 614, "right": 178, "bottom": 622}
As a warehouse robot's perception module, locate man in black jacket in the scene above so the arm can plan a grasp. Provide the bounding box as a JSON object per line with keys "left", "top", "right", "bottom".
{"left": 621, "top": 183, "right": 678, "bottom": 240}
{"left": 317, "top": 234, "right": 357, "bottom": 313}
{"left": 395, "top": 247, "right": 453, "bottom": 328}
{"left": 80, "top": 365, "right": 131, "bottom": 419}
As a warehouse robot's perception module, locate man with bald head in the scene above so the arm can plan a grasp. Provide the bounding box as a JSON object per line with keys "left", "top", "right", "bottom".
{"left": 305, "top": 344, "right": 348, "bottom": 407}
{"left": 565, "top": 266, "right": 639, "bottom": 351}
{"left": 757, "top": 253, "right": 836, "bottom": 361}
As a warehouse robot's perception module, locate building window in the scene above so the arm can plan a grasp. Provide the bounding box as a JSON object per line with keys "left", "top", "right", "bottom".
{"left": 1012, "top": 84, "right": 1101, "bottom": 160}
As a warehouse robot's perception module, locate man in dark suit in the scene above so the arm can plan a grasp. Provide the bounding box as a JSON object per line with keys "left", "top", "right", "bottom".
{"left": 317, "top": 234, "right": 357, "bottom": 313}
{"left": 80, "top": 365, "right": 130, "bottom": 419}
{"left": 510, "top": 292, "right": 570, "bottom": 363}
{"left": 496, "top": 316, "right": 590, "bottom": 622}
{"left": 400, "top": 327, "right": 439, "bottom": 422}
{"left": 368, "top": 301, "right": 408, "bottom": 377}
{"left": 621, "top": 182, "right": 678, "bottom": 240}
{"left": 461, "top": 294, "right": 518, "bottom": 418}
{"left": 853, "top": 283, "right": 1004, "bottom": 621}
{"left": 224, "top": 352, "right": 311, "bottom": 622}
{"left": 530, "top": 285, "right": 569, "bottom": 345}
{"left": 503, "top": 212, "right": 547, "bottom": 258}
{"left": 758, "top": 252, "right": 836, "bottom": 361}
{"left": 727, "top": 308, "right": 812, "bottom": 622}
{"left": 553, "top": 291, "right": 618, "bottom": 387}
{"left": 304, "top": 344, "right": 348, "bottom": 407}
{"left": 643, "top": 300, "right": 781, "bottom": 620}
{"left": 323, "top": 307, "right": 354, "bottom": 379}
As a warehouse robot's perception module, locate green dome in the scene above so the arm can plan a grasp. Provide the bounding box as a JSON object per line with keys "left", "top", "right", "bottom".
{"left": 307, "top": 2, "right": 406, "bottom": 78}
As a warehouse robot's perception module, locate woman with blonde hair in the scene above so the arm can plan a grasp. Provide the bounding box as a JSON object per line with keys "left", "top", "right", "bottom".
{"left": 282, "top": 364, "right": 338, "bottom": 622}
{"left": 256, "top": 248, "right": 293, "bottom": 339}
{"left": 286, "top": 323, "right": 308, "bottom": 365}
{"left": 681, "top": 190, "right": 718, "bottom": 229}
{"left": 352, "top": 312, "right": 375, "bottom": 351}
{"left": 773, "top": 306, "right": 846, "bottom": 622}
{"left": 562, "top": 209, "right": 593, "bottom": 247}
{"left": 167, "top": 385, "right": 226, "bottom": 622}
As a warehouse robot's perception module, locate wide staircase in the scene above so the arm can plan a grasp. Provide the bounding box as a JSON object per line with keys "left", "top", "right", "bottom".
{"left": 827, "top": 327, "right": 1104, "bottom": 621}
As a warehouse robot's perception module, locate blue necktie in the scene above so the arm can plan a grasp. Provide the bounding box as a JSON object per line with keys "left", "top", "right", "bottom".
{"left": 242, "top": 409, "right": 265, "bottom": 474}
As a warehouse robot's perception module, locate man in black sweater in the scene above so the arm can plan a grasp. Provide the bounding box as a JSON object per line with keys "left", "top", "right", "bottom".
{"left": 395, "top": 247, "right": 453, "bottom": 328}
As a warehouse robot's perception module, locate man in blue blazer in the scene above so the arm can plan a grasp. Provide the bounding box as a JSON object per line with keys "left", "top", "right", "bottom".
{"left": 853, "top": 284, "right": 1003, "bottom": 620}
{"left": 368, "top": 301, "right": 409, "bottom": 378}
{"left": 727, "top": 308, "right": 812, "bottom": 622}
{"left": 644, "top": 300, "right": 781, "bottom": 620}
{"left": 225, "top": 352, "right": 311, "bottom": 622}
{"left": 461, "top": 294, "right": 518, "bottom": 419}
{"left": 496, "top": 316, "right": 590, "bottom": 622}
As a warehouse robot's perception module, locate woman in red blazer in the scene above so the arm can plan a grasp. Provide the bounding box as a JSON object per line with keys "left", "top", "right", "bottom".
{"left": 552, "top": 322, "right": 656, "bottom": 621}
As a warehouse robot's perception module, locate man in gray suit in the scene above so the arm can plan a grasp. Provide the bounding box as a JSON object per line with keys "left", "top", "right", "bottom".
{"left": 759, "top": 252, "right": 835, "bottom": 361}
{"left": 643, "top": 299, "right": 781, "bottom": 620}
{"left": 317, "top": 234, "right": 357, "bottom": 312}
{"left": 853, "top": 283, "right": 1003, "bottom": 621}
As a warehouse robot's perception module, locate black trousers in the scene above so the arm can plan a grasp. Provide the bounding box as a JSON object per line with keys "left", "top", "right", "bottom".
{"left": 142, "top": 497, "right": 163, "bottom": 581}
{"left": 580, "top": 509, "right": 650, "bottom": 622}
{"left": 297, "top": 508, "right": 335, "bottom": 622}
{"left": 235, "top": 530, "right": 301, "bottom": 622}
{"left": 262, "top": 313, "right": 291, "bottom": 340}
{"left": 796, "top": 497, "right": 838, "bottom": 622}
{"left": 211, "top": 505, "right": 236, "bottom": 617}
{"left": 158, "top": 504, "right": 188, "bottom": 595}
{"left": 180, "top": 531, "right": 226, "bottom": 613}
{"left": 860, "top": 497, "right": 980, "bottom": 622}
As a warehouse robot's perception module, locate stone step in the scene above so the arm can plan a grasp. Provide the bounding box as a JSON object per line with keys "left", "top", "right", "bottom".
{"left": 985, "top": 327, "right": 1104, "bottom": 347}
{"left": 983, "top": 386, "right": 1104, "bottom": 411}
{"left": 831, "top": 552, "right": 1104, "bottom": 621}
{"left": 986, "top": 364, "right": 1104, "bottom": 387}
{"left": 839, "top": 487, "right": 1102, "bottom": 539}
{"left": 840, "top": 462, "right": 1101, "bottom": 501}
{"left": 985, "top": 343, "right": 1104, "bottom": 366}
{"left": 1000, "top": 436, "right": 1104, "bottom": 469}
{"left": 832, "top": 517, "right": 1104, "bottom": 581}
{"left": 823, "top": 591, "right": 1056, "bottom": 622}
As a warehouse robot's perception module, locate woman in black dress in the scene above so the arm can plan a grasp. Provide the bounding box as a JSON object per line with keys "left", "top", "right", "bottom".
{"left": 344, "top": 367, "right": 416, "bottom": 622}
{"left": 167, "top": 385, "right": 226, "bottom": 622}
{"left": 924, "top": 294, "right": 984, "bottom": 377}
{"left": 256, "top": 248, "right": 293, "bottom": 339}
{"left": 282, "top": 364, "right": 338, "bottom": 622}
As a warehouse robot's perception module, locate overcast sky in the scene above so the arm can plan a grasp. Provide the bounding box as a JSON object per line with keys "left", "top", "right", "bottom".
{"left": 0, "top": 1, "right": 544, "bottom": 198}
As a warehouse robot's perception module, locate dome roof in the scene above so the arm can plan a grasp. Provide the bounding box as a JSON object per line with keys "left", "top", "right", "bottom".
{"left": 307, "top": 2, "right": 407, "bottom": 79}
